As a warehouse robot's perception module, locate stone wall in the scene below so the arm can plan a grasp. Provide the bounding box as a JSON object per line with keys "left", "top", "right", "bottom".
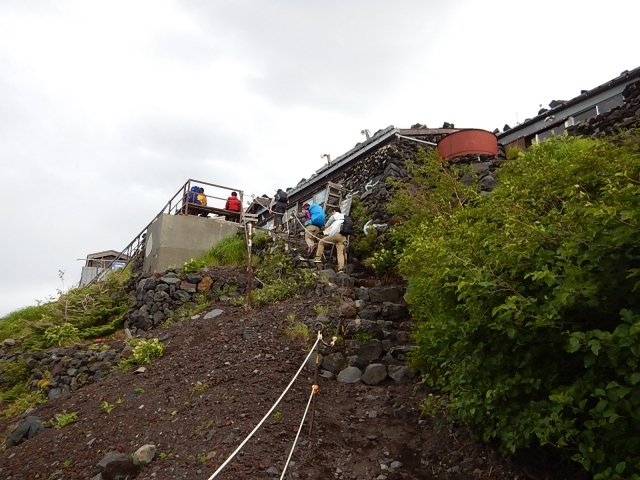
{"left": 568, "top": 79, "right": 640, "bottom": 137}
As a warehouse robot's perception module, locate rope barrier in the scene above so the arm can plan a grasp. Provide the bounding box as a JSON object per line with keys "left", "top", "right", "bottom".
{"left": 279, "top": 384, "right": 318, "bottom": 480}
{"left": 205, "top": 331, "right": 323, "bottom": 480}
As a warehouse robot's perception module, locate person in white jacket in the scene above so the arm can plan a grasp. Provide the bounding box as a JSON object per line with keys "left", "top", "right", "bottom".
{"left": 314, "top": 207, "right": 347, "bottom": 272}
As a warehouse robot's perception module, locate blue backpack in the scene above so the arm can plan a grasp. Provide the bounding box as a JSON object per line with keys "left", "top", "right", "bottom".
{"left": 187, "top": 186, "right": 201, "bottom": 205}
{"left": 308, "top": 204, "right": 325, "bottom": 227}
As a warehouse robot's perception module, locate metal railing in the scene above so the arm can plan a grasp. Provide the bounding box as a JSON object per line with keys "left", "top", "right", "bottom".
{"left": 85, "top": 179, "right": 244, "bottom": 286}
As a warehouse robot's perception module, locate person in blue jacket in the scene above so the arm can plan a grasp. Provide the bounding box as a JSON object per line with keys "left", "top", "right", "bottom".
{"left": 301, "top": 203, "right": 325, "bottom": 256}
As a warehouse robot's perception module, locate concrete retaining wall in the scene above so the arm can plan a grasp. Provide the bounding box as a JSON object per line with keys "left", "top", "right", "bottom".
{"left": 143, "top": 214, "right": 241, "bottom": 273}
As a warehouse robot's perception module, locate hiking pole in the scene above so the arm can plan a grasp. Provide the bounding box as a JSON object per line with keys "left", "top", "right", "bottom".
{"left": 246, "top": 221, "right": 254, "bottom": 308}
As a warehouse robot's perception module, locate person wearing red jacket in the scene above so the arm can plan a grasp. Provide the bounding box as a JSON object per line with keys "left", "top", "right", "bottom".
{"left": 225, "top": 191, "right": 242, "bottom": 221}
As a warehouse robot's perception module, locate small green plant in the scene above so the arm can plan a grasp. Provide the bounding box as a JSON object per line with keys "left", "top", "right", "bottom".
{"left": 62, "top": 459, "right": 73, "bottom": 468}
{"left": 313, "top": 305, "right": 328, "bottom": 315}
{"left": 353, "top": 331, "right": 373, "bottom": 344}
{"left": 190, "top": 381, "right": 209, "bottom": 396}
{"left": 272, "top": 410, "right": 283, "bottom": 421}
{"left": 43, "top": 322, "right": 80, "bottom": 347}
{"left": 53, "top": 410, "right": 78, "bottom": 428}
{"left": 158, "top": 452, "right": 171, "bottom": 460}
{"left": 166, "top": 293, "right": 211, "bottom": 324}
{"left": 133, "top": 387, "right": 144, "bottom": 396}
{"left": 505, "top": 145, "right": 523, "bottom": 160}
{"left": 284, "top": 315, "right": 310, "bottom": 344}
{"left": 252, "top": 230, "right": 273, "bottom": 250}
{"left": 121, "top": 338, "right": 165, "bottom": 367}
{"left": 101, "top": 401, "right": 115, "bottom": 413}
{"left": 0, "top": 387, "right": 47, "bottom": 418}
{"left": 0, "top": 359, "right": 29, "bottom": 385}
{"left": 369, "top": 247, "right": 398, "bottom": 273}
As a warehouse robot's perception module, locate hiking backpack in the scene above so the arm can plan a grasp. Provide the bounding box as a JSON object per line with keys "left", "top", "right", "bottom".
{"left": 275, "top": 191, "right": 288, "bottom": 204}
{"left": 340, "top": 215, "right": 354, "bottom": 235}
{"left": 187, "top": 186, "right": 201, "bottom": 204}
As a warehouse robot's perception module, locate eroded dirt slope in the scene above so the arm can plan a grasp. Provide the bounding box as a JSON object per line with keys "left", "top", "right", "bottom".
{"left": 0, "top": 294, "right": 583, "bottom": 480}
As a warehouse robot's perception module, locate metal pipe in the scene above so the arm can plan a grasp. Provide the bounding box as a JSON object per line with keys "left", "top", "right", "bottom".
{"left": 395, "top": 133, "right": 437, "bottom": 146}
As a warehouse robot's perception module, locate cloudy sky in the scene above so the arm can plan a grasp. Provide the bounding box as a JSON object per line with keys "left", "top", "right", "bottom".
{"left": 0, "top": 0, "right": 638, "bottom": 316}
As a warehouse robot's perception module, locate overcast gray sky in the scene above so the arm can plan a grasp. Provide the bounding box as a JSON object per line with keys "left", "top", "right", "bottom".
{"left": 1, "top": 0, "right": 638, "bottom": 316}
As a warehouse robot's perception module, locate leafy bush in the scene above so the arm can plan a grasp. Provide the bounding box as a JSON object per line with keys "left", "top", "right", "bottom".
{"left": 121, "top": 338, "right": 166, "bottom": 367}
{"left": 250, "top": 248, "right": 315, "bottom": 307}
{"left": 398, "top": 134, "right": 640, "bottom": 478}
{"left": 284, "top": 314, "right": 310, "bottom": 344}
{"left": 53, "top": 410, "right": 78, "bottom": 428}
{"left": 0, "top": 359, "right": 29, "bottom": 386}
{"left": 1, "top": 268, "right": 130, "bottom": 351}
{"left": 43, "top": 323, "right": 80, "bottom": 347}
{"left": 0, "top": 304, "right": 55, "bottom": 343}
{"left": 369, "top": 246, "right": 398, "bottom": 273}
{"left": 0, "top": 386, "right": 47, "bottom": 418}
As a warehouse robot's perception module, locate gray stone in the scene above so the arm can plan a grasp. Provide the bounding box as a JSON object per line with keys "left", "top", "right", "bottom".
{"left": 132, "top": 444, "right": 156, "bottom": 465}
{"left": 173, "top": 289, "right": 191, "bottom": 302}
{"left": 266, "top": 466, "right": 280, "bottom": 477}
{"left": 153, "top": 291, "right": 171, "bottom": 303}
{"left": 381, "top": 302, "right": 408, "bottom": 321}
{"left": 155, "top": 283, "right": 169, "bottom": 292}
{"left": 347, "top": 355, "right": 366, "bottom": 369}
{"left": 152, "top": 311, "right": 165, "bottom": 325}
{"left": 480, "top": 174, "right": 497, "bottom": 190}
{"left": 321, "top": 352, "right": 346, "bottom": 374}
{"left": 337, "top": 366, "right": 362, "bottom": 384}
{"left": 6, "top": 416, "right": 45, "bottom": 447}
{"left": 2, "top": 338, "right": 16, "bottom": 347}
{"left": 355, "top": 288, "right": 370, "bottom": 301}
{"left": 368, "top": 287, "right": 404, "bottom": 303}
{"left": 362, "top": 363, "right": 387, "bottom": 385}
{"left": 186, "top": 273, "right": 203, "bottom": 284}
{"left": 204, "top": 309, "right": 224, "bottom": 320}
{"left": 358, "top": 305, "right": 380, "bottom": 320}
{"left": 137, "top": 277, "right": 157, "bottom": 292}
{"left": 356, "top": 339, "right": 383, "bottom": 363}
{"left": 159, "top": 276, "right": 181, "bottom": 285}
{"left": 387, "top": 365, "right": 415, "bottom": 384}
{"left": 472, "top": 162, "right": 491, "bottom": 175}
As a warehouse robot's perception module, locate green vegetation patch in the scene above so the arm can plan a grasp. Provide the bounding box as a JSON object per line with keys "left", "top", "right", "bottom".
{"left": 0, "top": 267, "right": 131, "bottom": 351}
{"left": 183, "top": 233, "right": 248, "bottom": 272}
{"left": 394, "top": 133, "right": 640, "bottom": 478}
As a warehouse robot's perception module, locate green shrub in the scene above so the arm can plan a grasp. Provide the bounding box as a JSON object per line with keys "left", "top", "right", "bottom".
{"left": 0, "top": 386, "right": 47, "bottom": 418}
{"left": 0, "top": 359, "right": 29, "bottom": 386}
{"left": 0, "top": 304, "right": 55, "bottom": 342}
{"left": 121, "top": 338, "right": 166, "bottom": 367}
{"left": 53, "top": 410, "right": 78, "bottom": 428}
{"left": 250, "top": 249, "right": 315, "bottom": 307}
{"left": 369, "top": 246, "right": 398, "bottom": 273}
{"left": 43, "top": 323, "right": 80, "bottom": 347}
{"left": 397, "top": 134, "right": 640, "bottom": 478}
{"left": 1, "top": 268, "right": 130, "bottom": 351}
{"left": 284, "top": 314, "right": 310, "bottom": 344}
{"left": 252, "top": 230, "right": 273, "bottom": 251}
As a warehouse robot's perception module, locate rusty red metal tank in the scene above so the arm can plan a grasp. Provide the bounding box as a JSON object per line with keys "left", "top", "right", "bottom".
{"left": 437, "top": 129, "right": 498, "bottom": 160}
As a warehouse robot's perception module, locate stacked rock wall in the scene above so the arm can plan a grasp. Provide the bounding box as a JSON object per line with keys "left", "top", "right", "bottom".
{"left": 569, "top": 79, "right": 640, "bottom": 137}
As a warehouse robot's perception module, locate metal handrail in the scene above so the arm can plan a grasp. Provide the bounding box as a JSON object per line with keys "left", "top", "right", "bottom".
{"left": 85, "top": 179, "right": 244, "bottom": 286}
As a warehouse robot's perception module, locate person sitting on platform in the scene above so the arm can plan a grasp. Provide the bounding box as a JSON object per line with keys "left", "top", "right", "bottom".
{"left": 225, "top": 191, "right": 242, "bottom": 221}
